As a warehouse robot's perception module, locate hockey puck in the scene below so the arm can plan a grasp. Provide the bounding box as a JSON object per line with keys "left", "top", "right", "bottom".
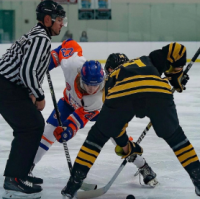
{"left": 126, "top": 194, "right": 135, "bottom": 199}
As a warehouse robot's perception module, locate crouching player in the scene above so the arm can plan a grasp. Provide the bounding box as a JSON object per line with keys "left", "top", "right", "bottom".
{"left": 29, "top": 39, "right": 104, "bottom": 183}
{"left": 61, "top": 43, "right": 200, "bottom": 199}
{"left": 105, "top": 53, "right": 158, "bottom": 187}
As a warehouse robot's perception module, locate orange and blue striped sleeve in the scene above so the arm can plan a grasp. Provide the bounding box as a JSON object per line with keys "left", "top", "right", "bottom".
{"left": 59, "top": 39, "right": 83, "bottom": 61}
{"left": 63, "top": 107, "right": 100, "bottom": 137}
{"left": 48, "top": 45, "right": 62, "bottom": 71}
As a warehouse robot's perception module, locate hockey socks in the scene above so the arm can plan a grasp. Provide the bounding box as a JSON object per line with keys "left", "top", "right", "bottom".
{"left": 166, "top": 126, "right": 199, "bottom": 175}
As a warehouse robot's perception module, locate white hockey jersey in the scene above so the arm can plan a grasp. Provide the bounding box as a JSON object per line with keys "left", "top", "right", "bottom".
{"left": 49, "top": 39, "right": 103, "bottom": 131}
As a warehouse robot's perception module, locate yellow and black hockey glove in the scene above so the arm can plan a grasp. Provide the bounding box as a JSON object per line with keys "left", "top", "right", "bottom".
{"left": 164, "top": 66, "right": 189, "bottom": 93}
{"left": 115, "top": 140, "right": 143, "bottom": 162}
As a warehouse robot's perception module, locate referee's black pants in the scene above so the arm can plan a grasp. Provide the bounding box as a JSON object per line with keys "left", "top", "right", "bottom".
{"left": 0, "top": 75, "right": 45, "bottom": 179}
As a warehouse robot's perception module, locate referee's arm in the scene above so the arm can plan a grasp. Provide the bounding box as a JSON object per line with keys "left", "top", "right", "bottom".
{"left": 20, "top": 36, "right": 51, "bottom": 101}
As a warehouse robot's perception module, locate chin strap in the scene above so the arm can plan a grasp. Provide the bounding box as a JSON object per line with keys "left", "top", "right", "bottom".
{"left": 47, "top": 20, "right": 55, "bottom": 36}
{"left": 43, "top": 19, "right": 54, "bottom": 36}
{"left": 47, "top": 27, "right": 53, "bottom": 36}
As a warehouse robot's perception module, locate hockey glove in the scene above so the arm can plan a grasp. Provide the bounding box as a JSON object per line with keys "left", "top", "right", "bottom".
{"left": 182, "top": 72, "right": 190, "bottom": 87}
{"left": 115, "top": 140, "right": 143, "bottom": 162}
{"left": 165, "top": 67, "right": 189, "bottom": 93}
{"left": 53, "top": 126, "right": 73, "bottom": 143}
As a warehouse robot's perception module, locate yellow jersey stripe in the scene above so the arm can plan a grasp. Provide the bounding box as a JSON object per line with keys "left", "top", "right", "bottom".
{"left": 178, "top": 150, "right": 197, "bottom": 162}
{"left": 117, "top": 123, "right": 128, "bottom": 138}
{"left": 175, "top": 145, "right": 193, "bottom": 156}
{"left": 109, "top": 80, "right": 171, "bottom": 94}
{"left": 78, "top": 151, "right": 96, "bottom": 164}
{"left": 106, "top": 88, "right": 172, "bottom": 99}
{"left": 115, "top": 75, "right": 169, "bottom": 85}
{"left": 75, "top": 158, "right": 92, "bottom": 168}
{"left": 182, "top": 156, "right": 199, "bottom": 168}
{"left": 81, "top": 146, "right": 99, "bottom": 157}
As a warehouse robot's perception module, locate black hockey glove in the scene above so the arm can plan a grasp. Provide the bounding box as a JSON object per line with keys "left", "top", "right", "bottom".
{"left": 165, "top": 67, "right": 189, "bottom": 93}
{"left": 182, "top": 72, "right": 190, "bottom": 88}
{"left": 115, "top": 140, "right": 143, "bottom": 162}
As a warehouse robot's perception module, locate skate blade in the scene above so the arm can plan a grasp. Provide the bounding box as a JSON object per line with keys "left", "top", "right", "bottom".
{"left": 2, "top": 190, "right": 41, "bottom": 199}
{"left": 147, "top": 178, "right": 159, "bottom": 187}
{"left": 195, "top": 187, "right": 200, "bottom": 196}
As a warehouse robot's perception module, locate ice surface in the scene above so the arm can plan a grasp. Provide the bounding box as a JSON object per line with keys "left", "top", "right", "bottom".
{"left": 0, "top": 63, "right": 200, "bottom": 199}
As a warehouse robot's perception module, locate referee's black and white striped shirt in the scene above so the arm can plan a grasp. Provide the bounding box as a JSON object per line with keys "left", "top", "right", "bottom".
{"left": 0, "top": 23, "right": 51, "bottom": 101}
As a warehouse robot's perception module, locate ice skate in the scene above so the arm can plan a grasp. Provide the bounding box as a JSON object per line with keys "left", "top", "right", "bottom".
{"left": 3, "top": 177, "right": 42, "bottom": 199}
{"left": 62, "top": 170, "right": 86, "bottom": 198}
{"left": 26, "top": 171, "right": 43, "bottom": 184}
{"left": 190, "top": 167, "right": 200, "bottom": 196}
{"left": 134, "top": 162, "right": 158, "bottom": 187}
{"left": 26, "top": 164, "right": 43, "bottom": 184}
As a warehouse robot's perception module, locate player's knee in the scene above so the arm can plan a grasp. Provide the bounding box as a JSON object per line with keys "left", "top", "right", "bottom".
{"left": 164, "top": 125, "right": 186, "bottom": 148}
{"left": 87, "top": 124, "right": 109, "bottom": 147}
{"left": 113, "top": 133, "right": 129, "bottom": 147}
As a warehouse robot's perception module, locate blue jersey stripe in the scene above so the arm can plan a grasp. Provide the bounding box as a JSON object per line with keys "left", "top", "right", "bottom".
{"left": 40, "top": 142, "right": 49, "bottom": 151}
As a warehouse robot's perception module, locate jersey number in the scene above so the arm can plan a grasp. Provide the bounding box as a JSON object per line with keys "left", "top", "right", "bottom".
{"left": 123, "top": 59, "right": 146, "bottom": 67}
{"left": 61, "top": 48, "right": 74, "bottom": 57}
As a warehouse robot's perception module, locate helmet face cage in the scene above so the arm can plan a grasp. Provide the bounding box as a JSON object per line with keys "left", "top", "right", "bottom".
{"left": 81, "top": 60, "right": 104, "bottom": 86}
{"left": 104, "top": 53, "right": 129, "bottom": 75}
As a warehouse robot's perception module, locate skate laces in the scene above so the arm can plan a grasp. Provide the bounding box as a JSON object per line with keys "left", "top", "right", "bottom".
{"left": 19, "top": 179, "right": 33, "bottom": 187}
{"left": 134, "top": 163, "right": 153, "bottom": 185}
{"left": 134, "top": 164, "right": 151, "bottom": 177}
{"left": 28, "top": 171, "right": 37, "bottom": 178}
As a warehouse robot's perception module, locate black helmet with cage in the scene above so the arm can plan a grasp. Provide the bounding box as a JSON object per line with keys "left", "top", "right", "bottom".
{"left": 104, "top": 53, "right": 129, "bottom": 75}
{"left": 36, "top": 0, "right": 67, "bottom": 27}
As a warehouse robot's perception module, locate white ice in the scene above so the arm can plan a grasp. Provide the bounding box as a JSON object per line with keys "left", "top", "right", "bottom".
{"left": 0, "top": 63, "right": 200, "bottom": 199}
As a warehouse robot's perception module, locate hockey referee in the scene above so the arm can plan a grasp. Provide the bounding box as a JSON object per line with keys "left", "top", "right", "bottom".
{"left": 0, "top": 0, "right": 67, "bottom": 198}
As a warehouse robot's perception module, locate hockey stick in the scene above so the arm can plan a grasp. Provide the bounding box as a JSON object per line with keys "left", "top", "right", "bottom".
{"left": 76, "top": 47, "right": 200, "bottom": 199}
{"left": 46, "top": 71, "right": 97, "bottom": 191}
{"left": 76, "top": 125, "right": 146, "bottom": 199}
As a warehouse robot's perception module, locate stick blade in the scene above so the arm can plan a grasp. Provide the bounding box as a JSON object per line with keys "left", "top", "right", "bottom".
{"left": 81, "top": 182, "right": 97, "bottom": 191}
{"left": 76, "top": 186, "right": 107, "bottom": 199}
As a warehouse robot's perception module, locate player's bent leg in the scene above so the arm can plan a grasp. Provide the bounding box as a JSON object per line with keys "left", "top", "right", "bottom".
{"left": 27, "top": 124, "right": 56, "bottom": 184}
{"left": 162, "top": 125, "right": 200, "bottom": 196}
{"left": 61, "top": 124, "right": 109, "bottom": 198}
{"left": 34, "top": 124, "right": 56, "bottom": 165}
{"left": 30, "top": 98, "right": 73, "bottom": 184}
{"left": 113, "top": 132, "right": 158, "bottom": 187}
{"left": 35, "top": 98, "right": 73, "bottom": 164}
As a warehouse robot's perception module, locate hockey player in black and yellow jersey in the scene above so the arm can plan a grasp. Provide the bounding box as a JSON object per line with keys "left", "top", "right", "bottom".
{"left": 61, "top": 42, "right": 200, "bottom": 198}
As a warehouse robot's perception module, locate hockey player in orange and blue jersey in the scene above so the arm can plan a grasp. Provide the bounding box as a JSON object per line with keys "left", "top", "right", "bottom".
{"left": 29, "top": 39, "right": 105, "bottom": 183}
